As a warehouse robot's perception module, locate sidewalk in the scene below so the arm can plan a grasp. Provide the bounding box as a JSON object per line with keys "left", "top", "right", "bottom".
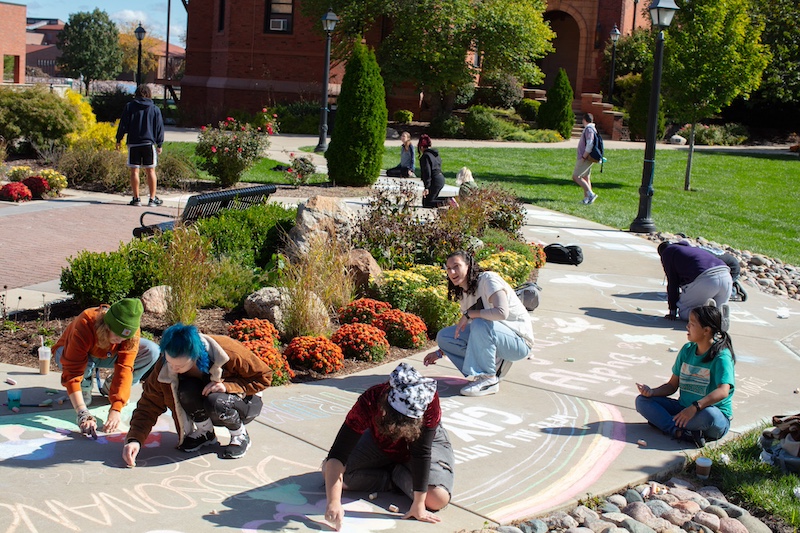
{"left": 1, "top": 135, "right": 799, "bottom": 532}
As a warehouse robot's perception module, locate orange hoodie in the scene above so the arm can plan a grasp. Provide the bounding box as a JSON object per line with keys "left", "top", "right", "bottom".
{"left": 54, "top": 306, "right": 140, "bottom": 411}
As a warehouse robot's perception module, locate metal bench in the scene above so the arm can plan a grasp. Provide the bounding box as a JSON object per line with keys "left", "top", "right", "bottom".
{"left": 133, "top": 184, "right": 278, "bottom": 237}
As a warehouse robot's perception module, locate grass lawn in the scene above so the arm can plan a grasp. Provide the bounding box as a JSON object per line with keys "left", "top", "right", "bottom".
{"left": 695, "top": 425, "right": 800, "bottom": 528}
{"left": 379, "top": 147, "right": 800, "bottom": 266}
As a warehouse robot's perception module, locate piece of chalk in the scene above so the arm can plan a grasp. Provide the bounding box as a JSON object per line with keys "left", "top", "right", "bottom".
{"left": 668, "top": 347, "right": 679, "bottom": 352}
{"left": 5, "top": 378, "right": 17, "bottom": 386}
{"left": 636, "top": 307, "right": 643, "bottom": 311}
{"left": 209, "top": 509, "right": 219, "bottom": 515}
{"left": 565, "top": 357, "right": 575, "bottom": 362}
{"left": 369, "top": 492, "right": 378, "bottom": 500}
{"left": 11, "top": 406, "right": 20, "bottom": 413}
{"left": 637, "top": 439, "right": 647, "bottom": 447}
{"left": 388, "top": 504, "right": 399, "bottom": 513}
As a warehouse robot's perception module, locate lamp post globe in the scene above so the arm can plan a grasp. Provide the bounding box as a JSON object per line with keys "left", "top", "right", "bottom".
{"left": 315, "top": 9, "right": 339, "bottom": 153}
{"left": 134, "top": 23, "right": 146, "bottom": 87}
{"left": 629, "top": 0, "right": 679, "bottom": 234}
{"left": 608, "top": 24, "right": 621, "bottom": 104}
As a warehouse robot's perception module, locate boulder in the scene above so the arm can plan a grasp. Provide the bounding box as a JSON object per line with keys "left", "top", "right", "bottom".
{"left": 287, "top": 196, "right": 356, "bottom": 259}
{"left": 625, "top": 488, "right": 645, "bottom": 503}
{"left": 734, "top": 515, "right": 771, "bottom": 533}
{"left": 519, "top": 519, "right": 548, "bottom": 533}
{"left": 620, "top": 517, "right": 656, "bottom": 533}
{"left": 692, "top": 511, "right": 720, "bottom": 532}
{"left": 348, "top": 249, "right": 382, "bottom": 293}
{"left": 571, "top": 505, "right": 600, "bottom": 524}
{"left": 141, "top": 285, "right": 170, "bottom": 316}
{"left": 623, "top": 502, "right": 656, "bottom": 523}
{"left": 718, "top": 517, "right": 748, "bottom": 533}
{"left": 646, "top": 499, "right": 674, "bottom": 518}
{"left": 670, "top": 134, "right": 687, "bottom": 145}
{"left": 608, "top": 494, "right": 629, "bottom": 508}
{"left": 244, "top": 286, "right": 333, "bottom": 339}
{"left": 545, "top": 511, "right": 579, "bottom": 530}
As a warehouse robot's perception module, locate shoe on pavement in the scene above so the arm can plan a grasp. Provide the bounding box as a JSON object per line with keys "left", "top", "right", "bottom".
{"left": 587, "top": 192, "right": 598, "bottom": 204}
{"left": 129, "top": 197, "right": 141, "bottom": 206}
{"left": 178, "top": 430, "right": 217, "bottom": 452}
{"left": 496, "top": 358, "right": 513, "bottom": 380}
{"left": 221, "top": 431, "right": 251, "bottom": 459}
{"left": 721, "top": 303, "right": 730, "bottom": 332}
{"left": 734, "top": 280, "right": 748, "bottom": 302}
{"left": 147, "top": 196, "right": 163, "bottom": 207}
{"left": 460, "top": 374, "right": 500, "bottom": 397}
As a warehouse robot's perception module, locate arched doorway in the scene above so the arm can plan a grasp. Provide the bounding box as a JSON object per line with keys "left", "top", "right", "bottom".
{"left": 540, "top": 10, "right": 580, "bottom": 93}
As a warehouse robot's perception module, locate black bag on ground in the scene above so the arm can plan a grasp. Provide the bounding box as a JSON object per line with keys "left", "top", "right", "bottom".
{"left": 544, "top": 244, "right": 583, "bottom": 266}
{"left": 515, "top": 282, "right": 542, "bottom": 311}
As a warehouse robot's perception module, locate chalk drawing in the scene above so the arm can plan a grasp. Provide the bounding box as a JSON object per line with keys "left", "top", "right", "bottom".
{"left": 615, "top": 334, "right": 674, "bottom": 346}
{"left": 549, "top": 274, "right": 616, "bottom": 288}
{"left": 733, "top": 375, "right": 777, "bottom": 401}
{"left": 550, "top": 317, "right": 605, "bottom": 334}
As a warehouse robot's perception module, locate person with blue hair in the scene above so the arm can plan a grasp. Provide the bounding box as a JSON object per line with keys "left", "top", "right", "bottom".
{"left": 122, "top": 323, "right": 272, "bottom": 464}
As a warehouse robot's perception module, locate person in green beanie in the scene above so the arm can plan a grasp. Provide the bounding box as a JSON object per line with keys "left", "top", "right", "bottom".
{"left": 53, "top": 298, "right": 159, "bottom": 438}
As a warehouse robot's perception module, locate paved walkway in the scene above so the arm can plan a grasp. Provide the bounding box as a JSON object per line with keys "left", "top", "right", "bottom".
{"left": 1, "top": 133, "right": 799, "bottom": 532}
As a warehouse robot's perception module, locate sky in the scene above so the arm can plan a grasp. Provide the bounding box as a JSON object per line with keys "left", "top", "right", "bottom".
{"left": 21, "top": 0, "right": 188, "bottom": 44}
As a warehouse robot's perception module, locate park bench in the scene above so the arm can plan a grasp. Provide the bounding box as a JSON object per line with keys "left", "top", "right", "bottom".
{"left": 133, "top": 184, "right": 278, "bottom": 238}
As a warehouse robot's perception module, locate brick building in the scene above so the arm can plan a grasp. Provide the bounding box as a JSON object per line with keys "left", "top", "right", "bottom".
{"left": 180, "top": 0, "right": 650, "bottom": 125}
{"left": 0, "top": 1, "right": 27, "bottom": 84}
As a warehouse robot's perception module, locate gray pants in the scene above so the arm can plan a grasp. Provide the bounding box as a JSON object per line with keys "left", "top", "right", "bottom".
{"left": 55, "top": 338, "right": 160, "bottom": 389}
{"left": 343, "top": 425, "right": 455, "bottom": 500}
{"left": 677, "top": 266, "right": 733, "bottom": 320}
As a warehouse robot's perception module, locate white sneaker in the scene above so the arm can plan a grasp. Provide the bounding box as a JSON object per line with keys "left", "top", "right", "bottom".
{"left": 721, "top": 303, "right": 730, "bottom": 332}
{"left": 587, "top": 192, "right": 598, "bottom": 204}
{"left": 460, "top": 374, "right": 500, "bottom": 397}
{"left": 496, "top": 358, "right": 513, "bottom": 379}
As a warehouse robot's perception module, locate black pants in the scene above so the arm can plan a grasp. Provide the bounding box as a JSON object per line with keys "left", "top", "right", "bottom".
{"left": 178, "top": 375, "right": 262, "bottom": 430}
{"left": 387, "top": 165, "right": 413, "bottom": 178}
{"left": 423, "top": 173, "right": 445, "bottom": 208}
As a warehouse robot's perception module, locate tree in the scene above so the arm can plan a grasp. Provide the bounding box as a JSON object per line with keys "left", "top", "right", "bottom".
{"left": 602, "top": 27, "right": 654, "bottom": 102}
{"left": 0, "top": 87, "right": 80, "bottom": 152}
{"left": 57, "top": 9, "right": 123, "bottom": 94}
{"left": 662, "top": 0, "right": 769, "bottom": 190}
{"left": 537, "top": 68, "right": 574, "bottom": 139}
{"left": 751, "top": 0, "right": 800, "bottom": 105}
{"left": 628, "top": 67, "right": 665, "bottom": 142}
{"left": 118, "top": 22, "right": 160, "bottom": 80}
{"left": 302, "top": 0, "right": 553, "bottom": 113}
{"left": 325, "top": 40, "right": 387, "bottom": 187}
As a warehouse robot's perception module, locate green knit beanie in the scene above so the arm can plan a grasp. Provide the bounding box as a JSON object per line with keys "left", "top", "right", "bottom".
{"left": 104, "top": 298, "right": 143, "bottom": 339}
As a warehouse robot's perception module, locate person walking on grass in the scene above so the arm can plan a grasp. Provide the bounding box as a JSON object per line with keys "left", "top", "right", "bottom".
{"left": 122, "top": 323, "right": 272, "bottom": 464}
{"left": 423, "top": 250, "right": 534, "bottom": 397}
{"left": 116, "top": 85, "right": 165, "bottom": 207}
{"left": 573, "top": 113, "right": 599, "bottom": 204}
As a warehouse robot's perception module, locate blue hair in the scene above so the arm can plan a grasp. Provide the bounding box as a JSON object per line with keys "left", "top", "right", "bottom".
{"left": 160, "top": 323, "right": 211, "bottom": 374}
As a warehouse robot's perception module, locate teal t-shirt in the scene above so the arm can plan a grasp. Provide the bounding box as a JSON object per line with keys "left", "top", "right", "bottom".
{"left": 671, "top": 342, "right": 735, "bottom": 419}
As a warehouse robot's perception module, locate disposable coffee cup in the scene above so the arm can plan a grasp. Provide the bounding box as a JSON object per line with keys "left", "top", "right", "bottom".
{"left": 38, "top": 346, "right": 52, "bottom": 375}
{"left": 696, "top": 456, "right": 712, "bottom": 479}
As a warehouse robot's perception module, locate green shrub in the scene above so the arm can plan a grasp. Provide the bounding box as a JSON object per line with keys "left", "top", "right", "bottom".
{"left": 60, "top": 250, "right": 134, "bottom": 307}
{"left": 429, "top": 113, "right": 463, "bottom": 138}
{"left": 538, "top": 68, "right": 575, "bottom": 139}
{"left": 460, "top": 184, "right": 525, "bottom": 236}
{"left": 326, "top": 40, "right": 387, "bottom": 187}
{"left": 393, "top": 109, "right": 414, "bottom": 124}
{"left": 454, "top": 80, "right": 477, "bottom": 107}
{"left": 89, "top": 89, "right": 132, "bottom": 123}
{"left": 369, "top": 270, "right": 428, "bottom": 312}
{"left": 202, "top": 258, "right": 263, "bottom": 309}
{"left": 409, "top": 264, "right": 447, "bottom": 287}
{"left": 503, "top": 129, "right": 563, "bottom": 142}
{"left": 464, "top": 106, "right": 517, "bottom": 140}
{"left": 119, "top": 238, "right": 166, "bottom": 297}
{"left": 478, "top": 250, "right": 534, "bottom": 286}
{"left": 408, "top": 286, "right": 460, "bottom": 337}
{"left": 515, "top": 98, "right": 541, "bottom": 122}
{"left": 477, "top": 228, "right": 535, "bottom": 261}
{"left": 269, "top": 101, "right": 319, "bottom": 134}
{"left": 474, "top": 73, "right": 524, "bottom": 109}
{"left": 0, "top": 87, "right": 80, "bottom": 150}
{"left": 676, "top": 123, "right": 749, "bottom": 146}
{"left": 615, "top": 73, "right": 642, "bottom": 112}
{"left": 57, "top": 147, "right": 128, "bottom": 191}
{"left": 157, "top": 151, "right": 199, "bottom": 188}
{"left": 195, "top": 117, "right": 273, "bottom": 186}
{"left": 629, "top": 67, "right": 665, "bottom": 141}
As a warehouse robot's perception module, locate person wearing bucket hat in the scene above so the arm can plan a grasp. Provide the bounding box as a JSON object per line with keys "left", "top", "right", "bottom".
{"left": 53, "top": 298, "right": 159, "bottom": 438}
{"left": 323, "top": 362, "right": 454, "bottom": 530}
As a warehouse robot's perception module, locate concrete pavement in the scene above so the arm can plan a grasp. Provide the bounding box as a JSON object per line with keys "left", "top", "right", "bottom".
{"left": 1, "top": 133, "right": 799, "bottom": 532}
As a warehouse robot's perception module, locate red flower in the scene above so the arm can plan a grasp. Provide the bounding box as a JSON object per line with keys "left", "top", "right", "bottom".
{"left": 224, "top": 147, "right": 229, "bottom": 152}
{"left": 211, "top": 146, "right": 217, "bottom": 153}
{"left": 201, "top": 125, "right": 207, "bottom": 131}
{"left": 238, "top": 147, "right": 243, "bottom": 153}
{"left": 267, "top": 125, "right": 274, "bottom": 135}
{"left": 287, "top": 168, "right": 294, "bottom": 173}
{"left": 226, "top": 116, "right": 234, "bottom": 122}
{"left": 262, "top": 107, "right": 268, "bottom": 113}
{"left": 273, "top": 114, "right": 278, "bottom": 118}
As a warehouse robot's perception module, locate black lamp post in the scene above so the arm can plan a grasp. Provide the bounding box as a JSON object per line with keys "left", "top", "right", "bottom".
{"left": 633, "top": 0, "right": 640, "bottom": 28}
{"left": 629, "top": 0, "right": 679, "bottom": 234}
{"left": 314, "top": 9, "right": 339, "bottom": 153}
{"left": 134, "top": 23, "right": 146, "bottom": 86}
{"left": 608, "top": 24, "right": 621, "bottom": 104}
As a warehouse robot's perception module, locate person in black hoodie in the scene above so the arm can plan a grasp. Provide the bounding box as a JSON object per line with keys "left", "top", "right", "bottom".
{"left": 418, "top": 134, "right": 445, "bottom": 208}
{"left": 116, "top": 85, "right": 165, "bottom": 207}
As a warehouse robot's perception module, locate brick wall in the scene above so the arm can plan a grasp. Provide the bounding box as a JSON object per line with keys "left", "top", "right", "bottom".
{"left": 0, "top": 2, "right": 27, "bottom": 83}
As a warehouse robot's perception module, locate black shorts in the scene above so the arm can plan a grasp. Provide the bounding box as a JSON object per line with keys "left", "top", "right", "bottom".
{"left": 127, "top": 144, "right": 157, "bottom": 169}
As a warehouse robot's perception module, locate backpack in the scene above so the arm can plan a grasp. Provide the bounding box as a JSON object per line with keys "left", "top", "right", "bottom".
{"left": 514, "top": 282, "right": 542, "bottom": 311}
{"left": 587, "top": 126, "right": 605, "bottom": 172}
{"left": 544, "top": 243, "right": 583, "bottom": 266}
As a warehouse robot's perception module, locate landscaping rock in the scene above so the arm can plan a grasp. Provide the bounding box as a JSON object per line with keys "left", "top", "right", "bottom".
{"left": 646, "top": 499, "right": 673, "bottom": 517}
{"left": 702, "top": 506, "right": 728, "bottom": 520}
{"left": 519, "top": 518, "right": 548, "bottom": 533}
{"left": 497, "top": 526, "right": 524, "bottom": 533}
{"left": 706, "top": 500, "right": 747, "bottom": 519}
{"left": 672, "top": 501, "right": 702, "bottom": 515}
{"left": 663, "top": 508, "right": 694, "bottom": 527}
{"left": 608, "top": 494, "right": 629, "bottom": 508}
{"left": 620, "top": 517, "right": 656, "bottom": 533}
{"left": 584, "top": 518, "right": 618, "bottom": 533}
{"left": 565, "top": 527, "right": 594, "bottom": 533}
{"left": 287, "top": 196, "right": 355, "bottom": 259}
{"left": 734, "top": 515, "right": 771, "bottom": 533}
{"left": 670, "top": 135, "right": 687, "bottom": 145}
{"left": 571, "top": 505, "right": 600, "bottom": 524}
{"left": 600, "top": 502, "right": 622, "bottom": 515}
{"left": 652, "top": 494, "right": 680, "bottom": 505}
{"left": 602, "top": 513, "right": 632, "bottom": 526}
{"left": 625, "top": 488, "right": 645, "bottom": 503}
{"left": 545, "top": 511, "right": 579, "bottom": 530}
{"left": 692, "top": 511, "right": 720, "bottom": 532}
{"left": 244, "top": 287, "right": 288, "bottom": 326}
{"left": 623, "top": 502, "right": 656, "bottom": 523}
{"left": 697, "top": 487, "right": 726, "bottom": 502}
{"left": 718, "top": 517, "right": 748, "bottom": 533}
{"left": 347, "top": 248, "right": 381, "bottom": 291}
{"left": 141, "top": 285, "right": 170, "bottom": 315}
{"left": 681, "top": 520, "right": 713, "bottom": 533}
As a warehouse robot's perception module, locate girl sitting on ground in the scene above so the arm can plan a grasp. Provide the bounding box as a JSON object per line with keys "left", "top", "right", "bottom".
{"left": 386, "top": 131, "right": 416, "bottom": 178}
{"left": 635, "top": 304, "right": 735, "bottom": 447}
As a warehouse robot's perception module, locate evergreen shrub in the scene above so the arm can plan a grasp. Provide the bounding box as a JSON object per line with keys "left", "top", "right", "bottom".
{"left": 326, "top": 40, "right": 387, "bottom": 187}
{"left": 118, "top": 237, "right": 166, "bottom": 297}
{"left": 516, "top": 98, "right": 541, "bottom": 122}
{"left": 393, "top": 110, "right": 414, "bottom": 124}
{"left": 429, "top": 114, "right": 463, "bottom": 138}
{"left": 629, "top": 68, "right": 664, "bottom": 141}
{"left": 538, "top": 68, "right": 575, "bottom": 139}
{"left": 464, "top": 106, "right": 517, "bottom": 140}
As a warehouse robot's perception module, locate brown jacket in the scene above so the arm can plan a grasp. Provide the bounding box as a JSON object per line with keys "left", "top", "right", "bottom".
{"left": 54, "top": 306, "right": 140, "bottom": 412}
{"left": 126, "top": 334, "right": 272, "bottom": 445}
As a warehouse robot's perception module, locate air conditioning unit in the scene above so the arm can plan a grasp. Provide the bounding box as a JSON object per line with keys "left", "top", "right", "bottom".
{"left": 269, "top": 19, "right": 287, "bottom": 31}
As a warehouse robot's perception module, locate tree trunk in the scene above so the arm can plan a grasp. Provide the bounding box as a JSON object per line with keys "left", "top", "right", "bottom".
{"left": 684, "top": 122, "right": 696, "bottom": 191}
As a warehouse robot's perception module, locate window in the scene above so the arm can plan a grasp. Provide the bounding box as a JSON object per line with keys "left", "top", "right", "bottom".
{"left": 218, "top": 0, "right": 226, "bottom": 32}
{"left": 264, "top": 0, "right": 293, "bottom": 33}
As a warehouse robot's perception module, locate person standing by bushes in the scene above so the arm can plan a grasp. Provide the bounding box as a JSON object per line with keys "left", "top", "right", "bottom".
{"left": 54, "top": 298, "right": 159, "bottom": 438}
{"left": 322, "top": 362, "right": 453, "bottom": 530}
{"left": 573, "top": 113, "right": 599, "bottom": 205}
{"left": 635, "top": 304, "right": 735, "bottom": 448}
{"left": 123, "top": 323, "right": 272, "bottom": 464}
{"left": 417, "top": 134, "right": 445, "bottom": 208}
{"left": 386, "top": 131, "right": 416, "bottom": 178}
{"left": 424, "top": 250, "right": 534, "bottom": 397}
{"left": 115, "top": 85, "right": 165, "bottom": 207}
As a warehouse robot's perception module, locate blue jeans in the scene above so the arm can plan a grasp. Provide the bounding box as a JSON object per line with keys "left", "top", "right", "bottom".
{"left": 635, "top": 395, "right": 730, "bottom": 441}
{"left": 436, "top": 318, "right": 529, "bottom": 377}
{"left": 55, "top": 338, "right": 160, "bottom": 388}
